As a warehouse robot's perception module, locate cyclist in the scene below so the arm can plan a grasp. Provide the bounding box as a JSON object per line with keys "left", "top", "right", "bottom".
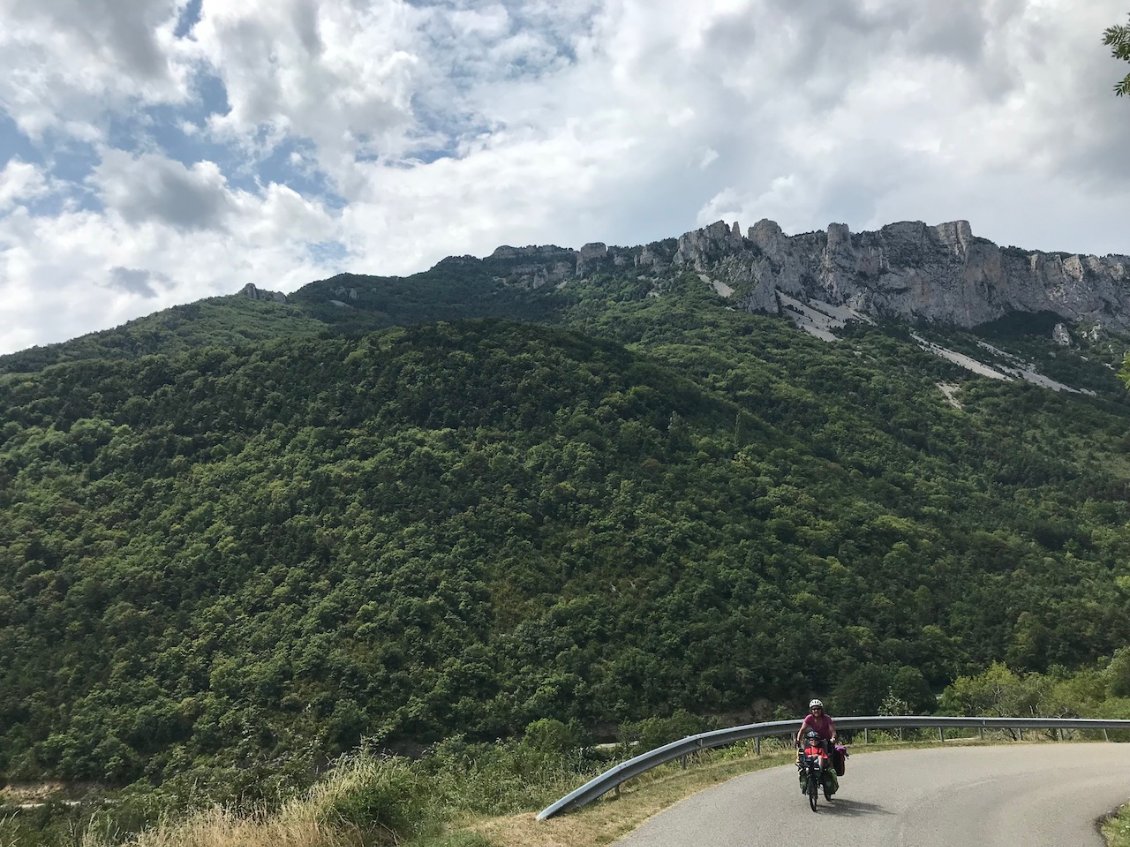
{"left": 795, "top": 698, "right": 837, "bottom": 753}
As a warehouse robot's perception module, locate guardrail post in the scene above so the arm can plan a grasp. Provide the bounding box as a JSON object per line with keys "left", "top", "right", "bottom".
{"left": 1104, "top": 729, "right": 1110, "bottom": 742}
{"left": 938, "top": 727, "right": 945, "bottom": 743}
{"left": 864, "top": 728, "right": 869, "bottom": 744}
{"left": 755, "top": 737, "right": 761, "bottom": 756}
{"left": 680, "top": 754, "right": 687, "bottom": 770}
{"left": 1018, "top": 728, "right": 1024, "bottom": 741}
{"left": 979, "top": 726, "right": 984, "bottom": 741}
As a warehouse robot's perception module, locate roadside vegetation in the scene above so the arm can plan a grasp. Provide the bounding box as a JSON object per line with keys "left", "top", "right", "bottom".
{"left": 2, "top": 662, "right": 1128, "bottom": 847}
{"left": 1106, "top": 805, "right": 1130, "bottom": 847}
{"left": 3, "top": 258, "right": 1130, "bottom": 845}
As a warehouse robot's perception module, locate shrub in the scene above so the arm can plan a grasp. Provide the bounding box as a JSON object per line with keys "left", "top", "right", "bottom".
{"left": 619, "top": 710, "right": 711, "bottom": 753}
{"left": 315, "top": 753, "right": 436, "bottom": 845}
{"left": 1107, "top": 648, "right": 1130, "bottom": 698}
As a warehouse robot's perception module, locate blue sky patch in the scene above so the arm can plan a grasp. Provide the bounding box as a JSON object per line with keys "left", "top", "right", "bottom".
{"left": 0, "top": 112, "right": 103, "bottom": 215}
{"left": 0, "top": 111, "right": 43, "bottom": 168}
{"left": 258, "top": 139, "right": 346, "bottom": 209}
{"left": 174, "top": 0, "right": 203, "bottom": 39}
{"left": 307, "top": 240, "right": 350, "bottom": 266}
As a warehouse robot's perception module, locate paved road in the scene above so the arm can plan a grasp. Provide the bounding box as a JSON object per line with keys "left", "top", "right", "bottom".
{"left": 615, "top": 744, "right": 1130, "bottom": 847}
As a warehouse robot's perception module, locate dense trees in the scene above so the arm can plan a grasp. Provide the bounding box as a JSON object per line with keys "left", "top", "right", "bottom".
{"left": 2, "top": 261, "right": 1130, "bottom": 817}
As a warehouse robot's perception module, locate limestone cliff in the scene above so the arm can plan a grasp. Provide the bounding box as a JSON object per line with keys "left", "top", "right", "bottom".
{"left": 674, "top": 219, "right": 1130, "bottom": 331}
{"left": 479, "top": 220, "right": 1130, "bottom": 332}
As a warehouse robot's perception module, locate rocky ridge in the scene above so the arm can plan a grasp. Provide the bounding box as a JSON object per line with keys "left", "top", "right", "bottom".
{"left": 239, "top": 282, "right": 287, "bottom": 303}
{"left": 479, "top": 220, "right": 1130, "bottom": 334}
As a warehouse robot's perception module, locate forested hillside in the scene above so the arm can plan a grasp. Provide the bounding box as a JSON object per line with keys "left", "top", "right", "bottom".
{"left": 3, "top": 264, "right": 1130, "bottom": 802}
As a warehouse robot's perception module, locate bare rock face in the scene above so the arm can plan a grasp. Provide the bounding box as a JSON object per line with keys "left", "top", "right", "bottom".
{"left": 669, "top": 219, "right": 1130, "bottom": 331}
{"left": 459, "top": 219, "right": 1128, "bottom": 333}
{"left": 482, "top": 238, "right": 673, "bottom": 287}
{"left": 636, "top": 240, "right": 676, "bottom": 270}
{"left": 239, "top": 283, "right": 287, "bottom": 303}
{"left": 673, "top": 220, "right": 745, "bottom": 269}
{"left": 576, "top": 242, "right": 608, "bottom": 277}
{"left": 487, "top": 245, "right": 579, "bottom": 288}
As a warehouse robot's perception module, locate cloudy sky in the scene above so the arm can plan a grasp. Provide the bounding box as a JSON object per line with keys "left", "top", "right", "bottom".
{"left": 1, "top": 0, "right": 1128, "bottom": 355}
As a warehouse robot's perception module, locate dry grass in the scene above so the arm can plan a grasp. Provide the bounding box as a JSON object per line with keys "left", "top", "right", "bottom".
{"left": 465, "top": 748, "right": 797, "bottom": 847}
{"left": 106, "top": 754, "right": 396, "bottom": 847}
{"left": 0, "top": 782, "right": 70, "bottom": 803}
{"left": 87, "top": 733, "right": 1101, "bottom": 847}
{"left": 95, "top": 747, "right": 795, "bottom": 847}
{"left": 110, "top": 806, "right": 343, "bottom": 847}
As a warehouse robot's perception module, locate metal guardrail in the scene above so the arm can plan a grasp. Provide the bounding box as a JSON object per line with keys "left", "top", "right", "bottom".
{"left": 536, "top": 715, "right": 1130, "bottom": 820}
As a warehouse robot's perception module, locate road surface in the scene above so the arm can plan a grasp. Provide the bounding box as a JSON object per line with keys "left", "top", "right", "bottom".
{"left": 615, "top": 744, "right": 1130, "bottom": 846}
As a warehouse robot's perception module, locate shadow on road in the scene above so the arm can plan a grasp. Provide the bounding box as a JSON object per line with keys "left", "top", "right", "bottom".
{"left": 814, "top": 798, "right": 891, "bottom": 817}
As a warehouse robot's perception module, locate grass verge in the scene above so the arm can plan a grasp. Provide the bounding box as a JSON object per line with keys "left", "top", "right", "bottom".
{"left": 17, "top": 732, "right": 1124, "bottom": 847}
{"left": 1105, "top": 803, "right": 1130, "bottom": 847}
{"left": 466, "top": 745, "right": 795, "bottom": 847}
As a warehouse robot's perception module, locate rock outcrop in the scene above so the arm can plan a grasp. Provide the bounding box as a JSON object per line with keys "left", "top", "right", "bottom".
{"left": 689, "top": 218, "right": 1130, "bottom": 331}
{"left": 239, "top": 283, "right": 287, "bottom": 303}
{"left": 484, "top": 241, "right": 657, "bottom": 288}
{"left": 470, "top": 220, "right": 1130, "bottom": 332}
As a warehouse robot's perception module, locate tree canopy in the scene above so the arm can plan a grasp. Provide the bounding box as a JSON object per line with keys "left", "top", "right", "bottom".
{"left": 3, "top": 252, "right": 1130, "bottom": 842}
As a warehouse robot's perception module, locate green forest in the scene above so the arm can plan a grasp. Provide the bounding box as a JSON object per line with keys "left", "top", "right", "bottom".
{"left": 2, "top": 258, "right": 1130, "bottom": 841}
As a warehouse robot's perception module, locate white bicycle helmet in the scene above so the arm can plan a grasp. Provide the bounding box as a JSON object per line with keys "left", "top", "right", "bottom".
{"left": 809, "top": 699, "right": 824, "bottom": 709}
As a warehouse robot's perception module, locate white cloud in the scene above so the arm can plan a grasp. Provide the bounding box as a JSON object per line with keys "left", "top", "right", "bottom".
{"left": 679, "top": 0, "right": 1130, "bottom": 246}
{"left": 699, "top": 148, "right": 720, "bottom": 170}
{"left": 192, "top": 1, "right": 424, "bottom": 157}
{"left": 0, "top": 159, "right": 50, "bottom": 211}
{"left": 1, "top": 0, "right": 1128, "bottom": 356}
{"left": 108, "top": 266, "right": 168, "bottom": 298}
{"left": 92, "top": 151, "right": 236, "bottom": 231}
{"left": 0, "top": 149, "right": 339, "bottom": 355}
{"left": 0, "top": 0, "right": 194, "bottom": 138}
